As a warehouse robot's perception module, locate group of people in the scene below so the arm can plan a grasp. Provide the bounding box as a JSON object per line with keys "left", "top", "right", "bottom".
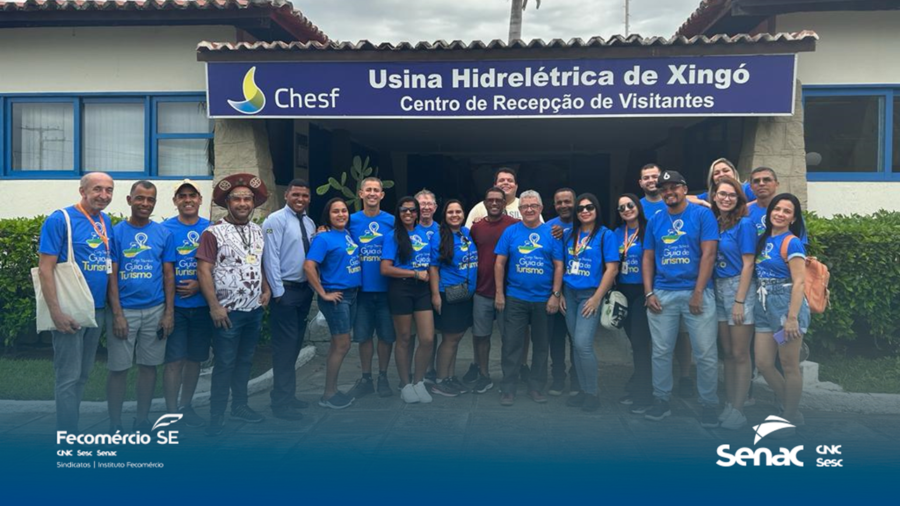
{"left": 39, "top": 158, "right": 810, "bottom": 438}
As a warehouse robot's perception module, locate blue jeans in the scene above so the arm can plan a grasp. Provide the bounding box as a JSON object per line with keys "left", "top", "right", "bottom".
{"left": 563, "top": 287, "right": 601, "bottom": 395}
{"left": 501, "top": 296, "right": 550, "bottom": 395}
{"left": 353, "top": 291, "right": 396, "bottom": 344}
{"left": 165, "top": 306, "right": 213, "bottom": 363}
{"left": 210, "top": 308, "right": 263, "bottom": 416}
{"left": 52, "top": 309, "right": 105, "bottom": 432}
{"left": 647, "top": 289, "right": 719, "bottom": 406}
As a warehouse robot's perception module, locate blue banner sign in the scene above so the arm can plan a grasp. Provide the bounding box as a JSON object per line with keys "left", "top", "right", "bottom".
{"left": 206, "top": 55, "right": 796, "bottom": 119}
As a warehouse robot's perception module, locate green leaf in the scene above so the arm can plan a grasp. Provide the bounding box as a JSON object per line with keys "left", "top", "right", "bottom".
{"left": 316, "top": 183, "right": 331, "bottom": 195}
{"left": 341, "top": 172, "right": 347, "bottom": 185}
{"left": 341, "top": 187, "right": 355, "bottom": 199}
{"left": 382, "top": 180, "right": 395, "bottom": 189}
{"left": 328, "top": 177, "right": 341, "bottom": 190}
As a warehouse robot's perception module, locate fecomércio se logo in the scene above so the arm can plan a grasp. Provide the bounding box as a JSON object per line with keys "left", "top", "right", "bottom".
{"left": 229, "top": 66, "right": 266, "bottom": 115}
{"left": 57, "top": 413, "right": 183, "bottom": 447}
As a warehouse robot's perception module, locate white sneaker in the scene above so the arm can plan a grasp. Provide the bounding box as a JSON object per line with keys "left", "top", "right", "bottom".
{"left": 718, "top": 403, "right": 733, "bottom": 422}
{"left": 400, "top": 384, "right": 419, "bottom": 404}
{"left": 413, "top": 381, "right": 433, "bottom": 404}
{"left": 720, "top": 408, "right": 747, "bottom": 430}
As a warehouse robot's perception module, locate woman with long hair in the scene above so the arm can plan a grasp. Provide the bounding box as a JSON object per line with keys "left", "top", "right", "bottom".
{"left": 559, "top": 193, "right": 619, "bottom": 412}
{"left": 303, "top": 198, "right": 362, "bottom": 409}
{"left": 381, "top": 197, "right": 436, "bottom": 404}
{"left": 710, "top": 177, "right": 757, "bottom": 429}
{"left": 692, "top": 158, "right": 756, "bottom": 203}
{"left": 612, "top": 193, "right": 654, "bottom": 414}
{"left": 427, "top": 200, "right": 477, "bottom": 397}
{"left": 754, "top": 193, "right": 810, "bottom": 435}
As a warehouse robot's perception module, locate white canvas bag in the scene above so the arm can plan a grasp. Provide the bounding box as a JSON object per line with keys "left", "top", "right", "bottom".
{"left": 31, "top": 209, "right": 97, "bottom": 332}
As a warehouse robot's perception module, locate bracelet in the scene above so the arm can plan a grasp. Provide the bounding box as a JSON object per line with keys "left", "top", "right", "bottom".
{"left": 734, "top": 300, "right": 744, "bottom": 304}
{"left": 645, "top": 291, "right": 655, "bottom": 299}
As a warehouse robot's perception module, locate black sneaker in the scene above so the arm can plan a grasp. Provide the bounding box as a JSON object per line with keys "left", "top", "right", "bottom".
{"left": 629, "top": 401, "right": 653, "bottom": 415}
{"left": 678, "top": 377, "right": 695, "bottom": 398}
{"left": 566, "top": 391, "right": 586, "bottom": 408}
{"left": 548, "top": 378, "right": 566, "bottom": 396}
{"left": 319, "top": 391, "right": 354, "bottom": 410}
{"left": 618, "top": 394, "right": 634, "bottom": 405}
{"left": 179, "top": 405, "right": 206, "bottom": 428}
{"left": 644, "top": 399, "right": 671, "bottom": 421}
{"left": 581, "top": 394, "right": 600, "bottom": 412}
{"left": 205, "top": 414, "right": 225, "bottom": 436}
{"left": 272, "top": 405, "right": 304, "bottom": 421}
{"left": 347, "top": 377, "right": 375, "bottom": 400}
{"left": 448, "top": 377, "right": 470, "bottom": 395}
{"left": 429, "top": 380, "right": 461, "bottom": 397}
{"left": 700, "top": 405, "right": 720, "bottom": 428}
{"left": 132, "top": 418, "right": 153, "bottom": 433}
{"left": 519, "top": 364, "right": 531, "bottom": 384}
{"left": 462, "top": 363, "right": 480, "bottom": 384}
{"left": 231, "top": 405, "right": 264, "bottom": 423}
{"left": 424, "top": 369, "right": 438, "bottom": 385}
{"left": 377, "top": 374, "right": 393, "bottom": 397}
{"left": 472, "top": 374, "right": 493, "bottom": 394}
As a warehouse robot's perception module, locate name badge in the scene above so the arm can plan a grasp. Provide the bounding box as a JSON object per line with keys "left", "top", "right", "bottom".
{"left": 106, "top": 258, "right": 113, "bottom": 275}
{"left": 568, "top": 260, "right": 580, "bottom": 275}
{"left": 246, "top": 254, "right": 259, "bottom": 265}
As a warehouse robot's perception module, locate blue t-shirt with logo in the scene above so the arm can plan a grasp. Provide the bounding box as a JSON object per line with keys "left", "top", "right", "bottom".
{"left": 163, "top": 216, "right": 210, "bottom": 308}
{"left": 697, "top": 181, "right": 756, "bottom": 203}
{"left": 111, "top": 220, "right": 175, "bottom": 310}
{"left": 306, "top": 230, "right": 362, "bottom": 291}
{"left": 561, "top": 227, "right": 619, "bottom": 290}
{"left": 644, "top": 203, "right": 719, "bottom": 291}
{"left": 640, "top": 197, "right": 667, "bottom": 219}
{"left": 349, "top": 211, "right": 394, "bottom": 293}
{"left": 715, "top": 217, "right": 757, "bottom": 279}
{"left": 419, "top": 221, "right": 439, "bottom": 243}
{"left": 38, "top": 206, "right": 116, "bottom": 309}
{"left": 747, "top": 201, "right": 809, "bottom": 244}
{"left": 546, "top": 217, "right": 574, "bottom": 236}
{"left": 430, "top": 227, "right": 478, "bottom": 294}
{"left": 614, "top": 224, "right": 644, "bottom": 285}
{"left": 495, "top": 222, "right": 562, "bottom": 302}
{"left": 756, "top": 232, "right": 805, "bottom": 279}
{"left": 382, "top": 225, "right": 436, "bottom": 271}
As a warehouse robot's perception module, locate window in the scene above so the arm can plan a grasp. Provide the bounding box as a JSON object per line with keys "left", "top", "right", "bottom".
{"left": 804, "top": 88, "right": 898, "bottom": 181}
{"left": 1, "top": 94, "right": 212, "bottom": 179}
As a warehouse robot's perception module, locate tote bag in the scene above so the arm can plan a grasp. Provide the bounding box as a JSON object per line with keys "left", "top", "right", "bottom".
{"left": 32, "top": 209, "right": 97, "bottom": 332}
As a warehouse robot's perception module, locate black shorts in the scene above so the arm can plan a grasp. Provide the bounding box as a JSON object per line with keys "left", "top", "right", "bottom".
{"left": 435, "top": 292, "right": 474, "bottom": 334}
{"left": 388, "top": 278, "right": 432, "bottom": 315}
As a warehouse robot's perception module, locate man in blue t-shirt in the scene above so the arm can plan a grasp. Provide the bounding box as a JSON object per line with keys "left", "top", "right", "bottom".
{"left": 546, "top": 188, "right": 579, "bottom": 395}
{"left": 346, "top": 177, "right": 397, "bottom": 400}
{"left": 162, "top": 179, "right": 211, "bottom": 428}
{"left": 494, "top": 190, "right": 564, "bottom": 406}
{"left": 38, "top": 172, "right": 115, "bottom": 433}
{"left": 642, "top": 170, "right": 720, "bottom": 428}
{"left": 106, "top": 181, "right": 175, "bottom": 434}
{"left": 639, "top": 164, "right": 667, "bottom": 218}
{"left": 414, "top": 189, "right": 440, "bottom": 382}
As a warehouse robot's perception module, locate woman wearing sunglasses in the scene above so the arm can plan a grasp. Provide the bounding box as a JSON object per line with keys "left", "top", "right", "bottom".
{"left": 710, "top": 177, "right": 757, "bottom": 429}
{"left": 381, "top": 197, "right": 437, "bottom": 404}
{"left": 560, "top": 193, "right": 619, "bottom": 412}
{"left": 612, "top": 193, "right": 653, "bottom": 413}
{"left": 427, "top": 200, "right": 478, "bottom": 397}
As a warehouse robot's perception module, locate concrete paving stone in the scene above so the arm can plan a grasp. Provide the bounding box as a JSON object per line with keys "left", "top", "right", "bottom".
{"left": 467, "top": 411, "right": 547, "bottom": 434}
{"left": 310, "top": 410, "right": 398, "bottom": 435}
{"left": 0, "top": 412, "right": 54, "bottom": 433}
{"left": 393, "top": 410, "right": 470, "bottom": 433}
{"left": 622, "top": 416, "right": 717, "bottom": 442}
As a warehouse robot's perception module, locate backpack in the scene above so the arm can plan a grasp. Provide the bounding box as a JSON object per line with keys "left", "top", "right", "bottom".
{"left": 779, "top": 234, "right": 830, "bottom": 314}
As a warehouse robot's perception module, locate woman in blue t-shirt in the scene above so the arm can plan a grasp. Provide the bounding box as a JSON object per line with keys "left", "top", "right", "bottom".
{"left": 304, "top": 198, "right": 362, "bottom": 410}
{"left": 754, "top": 193, "right": 811, "bottom": 432}
{"left": 427, "top": 200, "right": 477, "bottom": 398}
{"left": 690, "top": 158, "right": 756, "bottom": 204}
{"left": 559, "top": 193, "right": 619, "bottom": 412}
{"left": 612, "top": 193, "right": 653, "bottom": 413}
{"left": 710, "top": 177, "right": 757, "bottom": 430}
{"left": 381, "top": 196, "right": 436, "bottom": 404}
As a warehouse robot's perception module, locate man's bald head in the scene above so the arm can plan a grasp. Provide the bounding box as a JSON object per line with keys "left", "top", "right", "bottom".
{"left": 78, "top": 172, "right": 114, "bottom": 214}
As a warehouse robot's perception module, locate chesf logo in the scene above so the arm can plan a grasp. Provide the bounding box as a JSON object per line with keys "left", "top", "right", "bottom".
{"left": 228, "top": 66, "right": 266, "bottom": 115}
{"left": 716, "top": 415, "right": 803, "bottom": 467}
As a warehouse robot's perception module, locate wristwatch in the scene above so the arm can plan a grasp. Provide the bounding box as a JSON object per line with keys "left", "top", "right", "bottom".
{"left": 552, "top": 291, "right": 562, "bottom": 298}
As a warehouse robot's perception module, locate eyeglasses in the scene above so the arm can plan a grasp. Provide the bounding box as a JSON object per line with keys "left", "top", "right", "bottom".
{"left": 576, "top": 204, "right": 596, "bottom": 213}
{"left": 399, "top": 207, "right": 418, "bottom": 214}
{"left": 519, "top": 204, "right": 541, "bottom": 211}
{"left": 617, "top": 203, "right": 636, "bottom": 212}
{"left": 751, "top": 177, "right": 775, "bottom": 184}
{"left": 418, "top": 202, "right": 436, "bottom": 208}
{"left": 716, "top": 191, "right": 738, "bottom": 200}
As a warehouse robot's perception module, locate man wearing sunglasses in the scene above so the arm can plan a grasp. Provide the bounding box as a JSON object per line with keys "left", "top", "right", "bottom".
{"left": 642, "top": 171, "right": 720, "bottom": 428}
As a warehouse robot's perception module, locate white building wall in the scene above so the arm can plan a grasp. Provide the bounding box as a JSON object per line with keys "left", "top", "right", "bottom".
{"left": 778, "top": 11, "right": 900, "bottom": 216}
{"left": 0, "top": 26, "right": 235, "bottom": 93}
{"left": 0, "top": 179, "right": 215, "bottom": 220}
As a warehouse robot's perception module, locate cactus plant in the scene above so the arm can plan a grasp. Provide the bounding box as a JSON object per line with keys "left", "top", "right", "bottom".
{"left": 316, "top": 155, "right": 395, "bottom": 212}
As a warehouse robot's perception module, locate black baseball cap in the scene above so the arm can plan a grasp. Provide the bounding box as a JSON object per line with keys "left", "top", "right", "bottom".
{"left": 658, "top": 170, "right": 687, "bottom": 187}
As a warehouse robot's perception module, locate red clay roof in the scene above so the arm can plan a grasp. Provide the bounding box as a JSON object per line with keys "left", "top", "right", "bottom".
{"left": 0, "top": 0, "right": 328, "bottom": 42}
{"left": 677, "top": 0, "right": 732, "bottom": 38}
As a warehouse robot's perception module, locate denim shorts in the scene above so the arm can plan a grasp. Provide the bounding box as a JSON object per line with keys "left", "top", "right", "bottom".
{"left": 353, "top": 291, "right": 396, "bottom": 343}
{"left": 753, "top": 279, "right": 810, "bottom": 334}
{"left": 319, "top": 288, "right": 358, "bottom": 336}
{"left": 165, "top": 306, "right": 213, "bottom": 363}
{"left": 715, "top": 275, "right": 756, "bottom": 325}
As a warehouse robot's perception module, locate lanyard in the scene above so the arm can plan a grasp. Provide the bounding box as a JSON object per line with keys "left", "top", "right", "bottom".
{"left": 574, "top": 231, "right": 591, "bottom": 257}
{"left": 74, "top": 202, "right": 109, "bottom": 252}
{"left": 622, "top": 226, "right": 639, "bottom": 254}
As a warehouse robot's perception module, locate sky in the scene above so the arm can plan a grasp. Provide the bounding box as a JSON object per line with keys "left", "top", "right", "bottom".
{"left": 296, "top": 0, "right": 705, "bottom": 44}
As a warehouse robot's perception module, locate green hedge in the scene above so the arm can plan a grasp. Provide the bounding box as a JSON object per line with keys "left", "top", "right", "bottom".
{"left": 1, "top": 211, "right": 897, "bottom": 354}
